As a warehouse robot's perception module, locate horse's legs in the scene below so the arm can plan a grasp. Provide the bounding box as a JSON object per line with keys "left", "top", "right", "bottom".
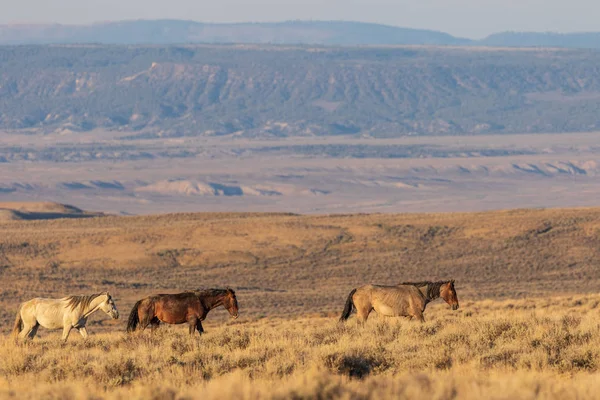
{"left": 19, "top": 321, "right": 38, "bottom": 340}
{"left": 412, "top": 310, "right": 425, "bottom": 323}
{"left": 355, "top": 305, "right": 372, "bottom": 324}
{"left": 188, "top": 316, "right": 198, "bottom": 336}
{"left": 28, "top": 323, "right": 40, "bottom": 339}
{"left": 18, "top": 326, "right": 29, "bottom": 340}
{"left": 19, "top": 311, "right": 39, "bottom": 340}
{"left": 77, "top": 327, "right": 89, "bottom": 339}
{"left": 196, "top": 320, "right": 204, "bottom": 335}
{"left": 21, "top": 322, "right": 39, "bottom": 340}
{"left": 16, "top": 326, "right": 25, "bottom": 340}
{"left": 62, "top": 325, "right": 73, "bottom": 342}
{"left": 150, "top": 317, "right": 160, "bottom": 334}
{"left": 138, "top": 310, "right": 152, "bottom": 332}
{"left": 18, "top": 323, "right": 31, "bottom": 340}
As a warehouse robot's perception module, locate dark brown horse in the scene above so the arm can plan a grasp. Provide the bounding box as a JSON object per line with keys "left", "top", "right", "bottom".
{"left": 126, "top": 288, "right": 238, "bottom": 335}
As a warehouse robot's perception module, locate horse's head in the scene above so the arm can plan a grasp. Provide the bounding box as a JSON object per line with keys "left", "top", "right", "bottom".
{"left": 224, "top": 288, "right": 239, "bottom": 319}
{"left": 99, "top": 292, "right": 120, "bottom": 319}
{"left": 440, "top": 280, "right": 459, "bottom": 310}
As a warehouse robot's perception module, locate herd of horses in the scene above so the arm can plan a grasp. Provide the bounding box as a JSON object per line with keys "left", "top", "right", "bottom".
{"left": 11, "top": 280, "right": 459, "bottom": 342}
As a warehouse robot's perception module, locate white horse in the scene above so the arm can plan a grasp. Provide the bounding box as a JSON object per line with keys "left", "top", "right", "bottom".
{"left": 12, "top": 292, "right": 119, "bottom": 342}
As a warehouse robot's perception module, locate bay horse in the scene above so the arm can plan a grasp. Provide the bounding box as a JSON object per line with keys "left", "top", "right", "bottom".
{"left": 12, "top": 292, "right": 119, "bottom": 342}
{"left": 126, "top": 288, "right": 238, "bottom": 336}
{"left": 339, "top": 280, "right": 458, "bottom": 323}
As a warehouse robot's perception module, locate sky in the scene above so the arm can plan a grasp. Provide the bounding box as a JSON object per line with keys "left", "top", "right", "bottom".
{"left": 1, "top": 0, "right": 598, "bottom": 39}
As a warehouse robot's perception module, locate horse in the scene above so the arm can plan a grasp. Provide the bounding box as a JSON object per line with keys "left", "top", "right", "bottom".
{"left": 339, "top": 280, "right": 459, "bottom": 323}
{"left": 126, "top": 288, "right": 238, "bottom": 336}
{"left": 12, "top": 292, "right": 119, "bottom": 342}
{"left": 399, "top": 280, "right": 460, "bottom": 311}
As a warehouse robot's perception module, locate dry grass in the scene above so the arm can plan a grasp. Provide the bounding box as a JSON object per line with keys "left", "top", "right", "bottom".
{"left": 3, "top": 208, "right": 600, "bottom": 329}
{"left": 3, "top": 296, "right": 600, "bottom": 399}
{"left": 4, "top": 208, "right": 600, "bottom": 397}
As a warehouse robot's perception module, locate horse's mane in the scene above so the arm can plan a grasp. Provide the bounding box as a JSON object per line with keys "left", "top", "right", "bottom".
{"left": 65, "top": 293, "right": 105, "bottom": 312}
{"left": 193, "top": 288, "right": 235, "bottom": 298}
{"left": 399, "top": 281, "right": 451, "bottom": 300}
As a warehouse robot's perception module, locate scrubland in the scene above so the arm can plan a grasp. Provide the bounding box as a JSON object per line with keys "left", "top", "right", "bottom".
{"left": 3, "top": 295, "right": 600, "bottom": 399}
{"left": 3, "top": 208, "right": 600, "bottom": 398}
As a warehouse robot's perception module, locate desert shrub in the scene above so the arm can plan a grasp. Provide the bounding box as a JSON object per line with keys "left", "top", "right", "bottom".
{"left": 4, "top": 296, "right": 600, "bottom": 398}
{"left": 102, "top": 358, "right": 141, "bottom": 387}
{"left": 323, "top": 348, "right": 389, "bottom": 378}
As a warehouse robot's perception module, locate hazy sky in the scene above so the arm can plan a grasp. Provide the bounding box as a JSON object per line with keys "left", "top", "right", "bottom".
{"left": 2, "top": 0, "right": 598, "bottom": 39}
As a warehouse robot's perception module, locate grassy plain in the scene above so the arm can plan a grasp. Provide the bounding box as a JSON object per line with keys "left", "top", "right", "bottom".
{"left": 3, "top": 296, "right": 600, "bottom": 399}
{"left": 3, "top": 207, "right": 600, "bottom": 398}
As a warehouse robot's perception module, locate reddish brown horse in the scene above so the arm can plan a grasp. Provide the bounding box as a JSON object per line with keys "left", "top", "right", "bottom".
{"left": 126, "top": 288, "right": 238, "bottom": 335}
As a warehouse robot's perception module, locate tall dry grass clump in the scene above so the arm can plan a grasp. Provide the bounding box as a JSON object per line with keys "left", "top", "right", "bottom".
{"left": 3, "top": 295, "right": 600, "bottom": 399}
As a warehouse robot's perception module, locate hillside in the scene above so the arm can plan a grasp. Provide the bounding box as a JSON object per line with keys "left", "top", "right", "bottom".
{"left": 0, "top": 202, "right": 103, "bottom": 221}
{"left": 3, "top": 207, "right": 600, "bottom": 332}
{"left": 3, "top": 20, "right": 600, "bottom": 50}
{"left": 4, "top": 208, "right": 600, "bottom": 398}
{"left": 0, "top": 20, "right": 470, "bottom": 46}
{"left": 3, "top": 45, "right": 600, "bottom": 136}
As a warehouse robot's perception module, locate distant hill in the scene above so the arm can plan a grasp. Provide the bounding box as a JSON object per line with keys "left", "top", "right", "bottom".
{"left": 0, "top": 202, "right": 104, "bottom": 221}
{"left": 2, "top": 45, "right": 600, "bottom": 136}
{"left": 480, "top": 31, "right": 600, "bottom": 49}
{"left": 0, "top": 20, "right": 471, "bottom": 46}
{"left": 3, "top": 20, "right": 600, "bottom": 49}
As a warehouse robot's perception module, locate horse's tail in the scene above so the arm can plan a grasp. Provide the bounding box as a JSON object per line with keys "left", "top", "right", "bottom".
{"left": 339, "top": 288, "right": 357, "bottom": 322}
{"left": 12, "top": 305, "right": 23, "bottom": 341}
{"left": 126, "top": 300, "right": 142, "bottom": 333}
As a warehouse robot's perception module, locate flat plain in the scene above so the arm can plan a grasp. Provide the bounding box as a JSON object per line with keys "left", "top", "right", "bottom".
{"left": 3, "top": 130, "right": 600, "bottom": 215}
{"left": 2, "top": 207, "right": 600, "bottom": 398}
